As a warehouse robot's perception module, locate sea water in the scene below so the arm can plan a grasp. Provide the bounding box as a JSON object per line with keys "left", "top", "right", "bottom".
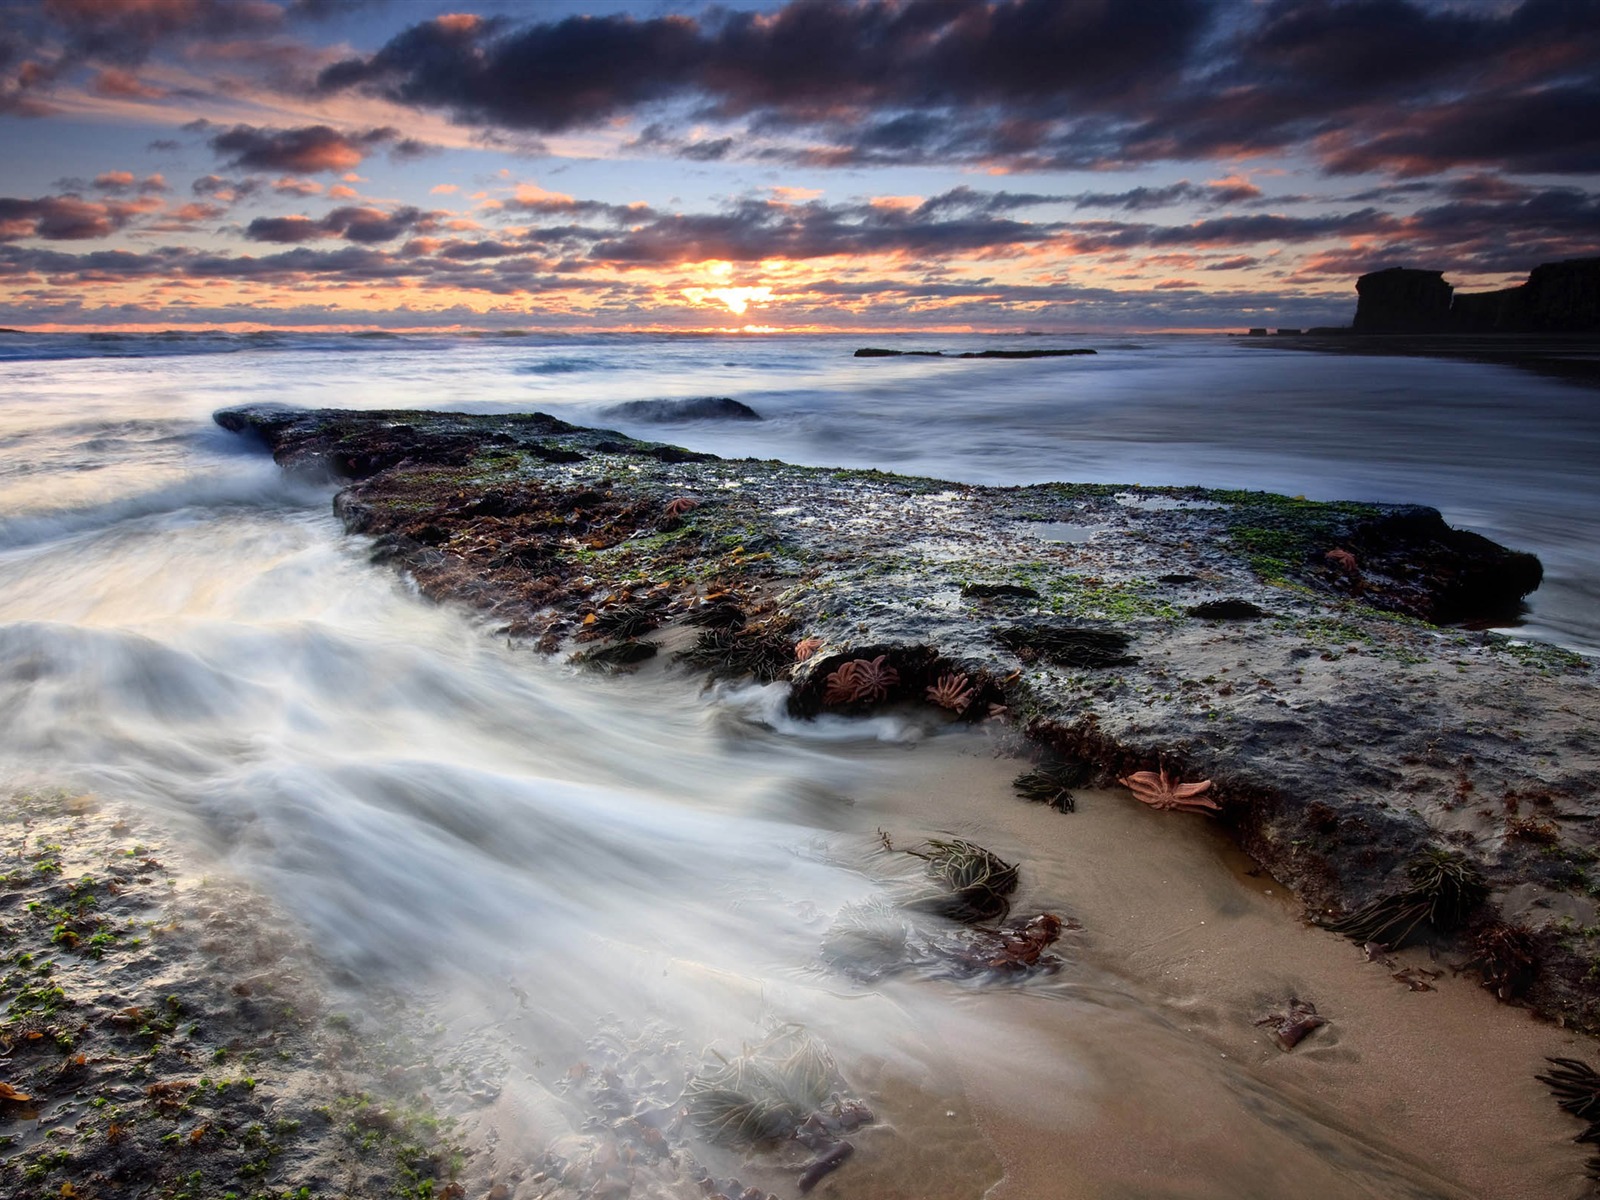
{"left": 0, "top": 331, "right": 1592, "bottom": 1197}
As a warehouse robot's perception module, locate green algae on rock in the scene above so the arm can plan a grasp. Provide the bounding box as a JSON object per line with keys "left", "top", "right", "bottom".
{"left": 0, "top": 788, "right": 469, "bottom": 1200}
{"left": 214, "top": 404, "right": 1600, "bottom": 1033}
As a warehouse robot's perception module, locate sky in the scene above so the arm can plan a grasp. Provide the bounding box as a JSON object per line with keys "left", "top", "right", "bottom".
{"left": 0, "top": 0, "right": 1597, "bottom": 333}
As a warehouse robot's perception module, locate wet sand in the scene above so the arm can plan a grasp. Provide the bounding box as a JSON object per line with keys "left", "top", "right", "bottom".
{"left": 1239, "top": 331, "right": 1600, "bottom": 388}
{"left": 831, "top": 727, "right": 1590, "bottom": 1200}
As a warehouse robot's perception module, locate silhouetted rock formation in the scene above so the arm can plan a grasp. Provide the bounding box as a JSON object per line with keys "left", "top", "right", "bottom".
{"left": 1354, "top": 268, "right": 1453, "bottom": 332}
{"left": 1451, "top": 258, "right": 1600, "bottom": 333}
{"left": 853, "top": 347, "right": 1096, "bottom": 359}
{"left": 1353, "top": 258, "right": 1600, "bottom": 334}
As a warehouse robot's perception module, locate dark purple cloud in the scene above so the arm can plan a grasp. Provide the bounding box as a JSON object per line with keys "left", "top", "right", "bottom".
{"left": 0, "top": 194, "right": 148, "bottom": 241}
{"left": 205, "top": 123, "right": 414, "bottom": 174}
{"left": 311, "top": 0, "right": 1600, "bottom": 178}
{"left": 318, "top": 0, "right": 1207, "bottom": 133}
{"left": 246, "top": 205, "right": 440, "bottom": 244}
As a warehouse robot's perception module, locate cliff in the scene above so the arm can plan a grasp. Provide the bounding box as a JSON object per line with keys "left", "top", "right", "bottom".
{"left": 1354, "top": 267, "right": 1453, "bottom": 332}
{"left": 1354, "top": 257, "right": 1600, "bottom": 334}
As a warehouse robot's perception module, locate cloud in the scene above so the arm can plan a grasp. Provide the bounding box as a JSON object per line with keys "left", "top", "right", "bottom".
{"left": 0, "top": 0, "right": 364, "bottom": 116}
{"left": 245, "top": 204, "right": 441, "bottom": 244}
{"left": 0, "top": 193, "right": 152, "bottom": 241}
{"left": 89, "top": 171, "right": 169, "bottom": 195}
{"left": 191, "top": 174, "right": 259, "bottom": 204}
{"left": 309, "top": 0, "right": 1600, "bottom": 178}
{"left": 207, "top": 123, "right": 421, "bottom": 174}
{"left": 318, "top": 1, "right": 1208, "bottom": 134}
{"left": 89, "top": 67, "right": 167, "bottom": 100}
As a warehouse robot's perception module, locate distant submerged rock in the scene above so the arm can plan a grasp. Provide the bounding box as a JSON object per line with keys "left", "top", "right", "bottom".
{"left": 599, "top": 396, "right": 762, "bottom": 422}
{"left": 854, "top": 347, "right": 1096, "bottom": 359}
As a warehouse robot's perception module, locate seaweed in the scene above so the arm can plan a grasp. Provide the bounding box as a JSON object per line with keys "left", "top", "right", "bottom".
{"left": 818, "top": 902, "right": 913, "bottom": 981}
{"left": 1322, "top": 848, "right": 1488, "bottom": 948}
{"left": 590, "top": 604, "right": 662, "bottom": 639}
{"left": 684, "top": 600, "right": 746, "bottom": 629}
{"left": 994, "top": 623, "right": 1135, "bottom": 668}
{"left": 1539, "top": 1058, "right": 1600, "bottom": 1121}
{"left": 1459, "top": 922, "right": 1538, "bottom": 1000}
{"left": 675, "top": 622, "right": 794, "bottom": 682}
{"left": 904, "top": 838, "right": 1019, "bottom": 923}
{"left": 572, "top": 640, "right": 659, "bottom": 670}
{"left": 819, "top": 901, "right": 1067, "bottom": 982}
{"left": 682, "top": 1026, "right": 845, "bottom": 1146}
{"left": 1537, "top": 1057, "right": 1600, "bottom": 1182}
{"left": 1012, "top": 759, "right": 1091, "bottom": 813}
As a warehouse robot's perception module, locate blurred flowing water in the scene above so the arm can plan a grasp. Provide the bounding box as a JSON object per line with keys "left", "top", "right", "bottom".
{"left": 0, "top": 331, "right": 1591, "bottom": 1197}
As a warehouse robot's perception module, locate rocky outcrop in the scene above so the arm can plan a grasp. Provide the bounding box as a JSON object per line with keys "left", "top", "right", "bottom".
{"left": 1353, "top": 268, "right": 1453, "bottom": 332}
{"left": 599, "top": 396, "right": 762, "bottom": 422}
{"left": 214, "top": 403, "right": 1600, "bottom": 1034}
{"left": 1354, "top": 258, "right": 1600, "bottom": 334}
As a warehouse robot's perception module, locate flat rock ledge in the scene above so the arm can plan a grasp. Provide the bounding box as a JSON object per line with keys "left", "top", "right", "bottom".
{"left": 216, "top": 404, "right": 1600, "bottom": 1032}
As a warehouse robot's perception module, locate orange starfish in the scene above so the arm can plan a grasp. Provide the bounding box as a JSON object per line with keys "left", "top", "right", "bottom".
{"left": 1118, "top": 765, "right": 1219, "bottom": 814}
{"left": 822, "top": 655, "right": 900, "bottom": 706}
{"left": 925, "top": 672, "right": 974, "bottom": 713}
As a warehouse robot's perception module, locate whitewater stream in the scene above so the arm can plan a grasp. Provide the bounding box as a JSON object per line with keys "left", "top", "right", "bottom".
{"left": 0, "top": 333, "right": 1595, "bottom": 1198}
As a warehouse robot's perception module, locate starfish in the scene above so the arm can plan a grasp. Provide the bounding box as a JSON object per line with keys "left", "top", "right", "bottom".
{"left": 662, "top": 496, "right": 699, "bottom": 519}
{"left": 1253, "top": 997, "right": 1325, "bottom": 1051}
{"left": 1325, "top": 547, "right": 1358, "bottom": 573}
{"left": 849, "top": 655, "right": 899, "bottom": 702}
{"left": 822, "top": 655, "right": 900, "bottom": 706}
{"left": 795, "top": 636, "right": 824, "bottom": 662}
{"left": 925, "top": 672, "right": 974, "bottom": 713}
{"left": 1118, "top": 765, "right": 1219, "bottom": 814}
{"left": 822, "top": 660, "right": 864, "bottom": 705}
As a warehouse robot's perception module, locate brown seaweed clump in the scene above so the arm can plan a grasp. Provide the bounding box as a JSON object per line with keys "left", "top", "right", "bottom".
{"left": 1459, "top": 922, "right": 1538, "bottom": 1000}
{"left": 1012, "top": 759, "right": 1091, "bottom": 813}
{"left": 1322, "top": 848, "right": 1488, "bottom": 949}
{"left": 675, "top": 618, "right": 797, "bottom": 682}
{"left": 819, "top": 902, "right": 1071, "bottom": 982}
{"left": 904, "top": 837, "right": 1020, "bottom": 923}
{"left": 681, "top": 1025, "right": 871, "bottom": 1193}
{"left": 1537, "top": 1057, "right": 1600, "bottom": 1183}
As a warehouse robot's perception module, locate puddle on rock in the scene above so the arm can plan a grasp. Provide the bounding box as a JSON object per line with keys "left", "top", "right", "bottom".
{"left": 1016, "top": 521, "right": 1100, "bottom": 543}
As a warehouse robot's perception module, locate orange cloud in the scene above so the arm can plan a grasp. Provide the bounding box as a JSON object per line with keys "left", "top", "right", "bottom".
{"left": 513, "top": 183, "right": 577, "bottom": 209}
{"left": 91, "top": 68, "right": 166, "bottom": 100}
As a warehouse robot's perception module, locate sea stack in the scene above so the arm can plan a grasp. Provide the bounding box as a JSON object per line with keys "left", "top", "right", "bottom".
{"left": 1353, "top": 267, "right": 1453, "bottom": 332}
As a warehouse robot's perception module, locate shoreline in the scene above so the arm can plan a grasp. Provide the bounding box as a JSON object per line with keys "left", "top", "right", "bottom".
{"left": 1237, "top": 331, "right": 1600, "bottom": 388}
{"left": 0, "top": 788, "right": 473, "bottom": 1198}
{"left": 211, "top": 402, "right": 1600, "bottom": 1042}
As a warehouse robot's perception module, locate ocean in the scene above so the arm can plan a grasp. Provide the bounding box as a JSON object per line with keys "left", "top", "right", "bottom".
{"left": 0, "top": 331, "right": 1592, "bottom": 1197}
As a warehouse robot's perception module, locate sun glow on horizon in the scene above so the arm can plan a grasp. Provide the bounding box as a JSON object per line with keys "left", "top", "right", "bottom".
{"left": 679, "top": 260, "right": 775, "bottom": 315}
